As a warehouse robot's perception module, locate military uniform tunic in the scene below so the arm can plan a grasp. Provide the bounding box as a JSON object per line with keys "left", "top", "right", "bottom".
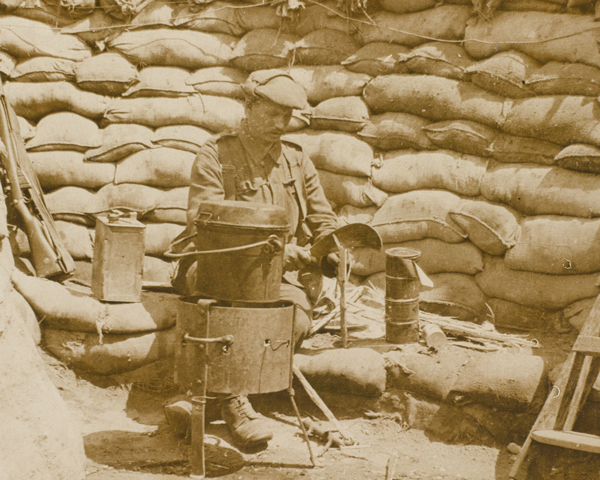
{"left": 175, "top": 124, "right": 338, "bottom": 347}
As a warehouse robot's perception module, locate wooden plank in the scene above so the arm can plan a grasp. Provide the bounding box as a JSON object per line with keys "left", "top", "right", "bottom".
{"left": 510, "top": 294, "right": 600, "bottom": 480}
{"left": 563, "top": 355, "right": 593, "bottom": 431}
{"left": 572, "top": 336, "right": 600, "bottom": 356}
{"left": 532, "top": 430, "right": 600, "bottom": 454}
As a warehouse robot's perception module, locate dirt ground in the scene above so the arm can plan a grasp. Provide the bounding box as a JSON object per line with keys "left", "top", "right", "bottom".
{"left": 40, "top": 323, "right": 600, "bottom": 480}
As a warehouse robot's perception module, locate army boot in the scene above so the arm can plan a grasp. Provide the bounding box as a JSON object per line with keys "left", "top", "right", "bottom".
{"left": 221, "top": 395, "right": 273, "bottom": 448}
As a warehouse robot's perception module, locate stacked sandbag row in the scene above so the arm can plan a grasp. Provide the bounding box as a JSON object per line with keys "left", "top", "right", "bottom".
{"left": 2, "top": 0, "right": 600, "bottom": 349}
{"left": 353, "top": 1, "right": 600, "bottom": 331}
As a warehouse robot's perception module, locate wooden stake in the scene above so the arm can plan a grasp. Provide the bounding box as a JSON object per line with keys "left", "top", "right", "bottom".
{"left": 293, "top": 364, "right": 355, "bottom": 445}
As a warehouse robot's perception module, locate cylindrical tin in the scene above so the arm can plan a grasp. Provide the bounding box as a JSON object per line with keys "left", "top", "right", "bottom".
{"left": 175, "top": 296, "right": 294, "bottom": 395}
{"left": 385, "top": 247, "right": 421, "bottom": 344}
{"left": 422, "top": 323, "right": 447, "bottom": 349}
{"left": 194, "top": 200, "right": 289, "bottom": 303}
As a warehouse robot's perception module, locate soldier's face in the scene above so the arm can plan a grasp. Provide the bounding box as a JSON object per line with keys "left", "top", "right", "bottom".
{"left": 246, "top": 99, "right": 293, "bottom": 143}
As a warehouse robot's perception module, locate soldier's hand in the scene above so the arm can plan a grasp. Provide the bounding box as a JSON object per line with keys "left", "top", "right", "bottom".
{"left": 283, "top": 244, "right": 315, "bottom": 272}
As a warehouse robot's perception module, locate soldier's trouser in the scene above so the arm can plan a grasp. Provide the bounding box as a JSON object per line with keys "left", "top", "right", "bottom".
{"left": 177, "top": 260, "right": 312, "bottom": 352}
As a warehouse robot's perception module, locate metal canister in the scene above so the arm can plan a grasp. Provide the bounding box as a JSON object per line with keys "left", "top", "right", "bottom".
{"left": 92, "top": 211, "right": 145, "bottom": 303}
{"left": 194, "top": 200, "right": 289, "bottom": 303}
{"left": 175, "top": 296, "right": 294, "bottom": 395}
{"left": 385, "top": 247, "right": 421, "bottom": 344}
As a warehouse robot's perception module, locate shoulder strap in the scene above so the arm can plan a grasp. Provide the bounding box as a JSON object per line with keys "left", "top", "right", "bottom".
{"left": 216, "top": 135, "right": 246, "bottom": 201}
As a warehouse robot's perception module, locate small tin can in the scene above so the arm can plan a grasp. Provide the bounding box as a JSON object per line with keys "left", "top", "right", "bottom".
{"left": 92, "top": 211, "right": 145, "bottom": 303}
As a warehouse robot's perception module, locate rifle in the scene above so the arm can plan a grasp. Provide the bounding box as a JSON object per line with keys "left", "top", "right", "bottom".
{"left": 0, "top": 80, "right": 74, "bottom": 278}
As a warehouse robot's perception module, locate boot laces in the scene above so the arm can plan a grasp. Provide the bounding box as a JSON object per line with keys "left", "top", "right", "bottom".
{"left": 234, "top": 396, "right": 257, "bottom": 420}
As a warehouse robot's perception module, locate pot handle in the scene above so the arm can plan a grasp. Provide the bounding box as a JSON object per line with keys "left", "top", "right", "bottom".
{"left": 164, "top": 235, "right": 283, "bottom": 259}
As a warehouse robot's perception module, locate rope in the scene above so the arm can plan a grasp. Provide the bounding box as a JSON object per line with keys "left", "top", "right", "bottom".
{"left": 1, "top": 0, "right": 598, "bottom": 47}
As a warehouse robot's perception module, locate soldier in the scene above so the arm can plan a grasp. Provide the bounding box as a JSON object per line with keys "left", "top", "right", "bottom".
{"left": 168, "top": 69, "right": 339, "bottom": 449}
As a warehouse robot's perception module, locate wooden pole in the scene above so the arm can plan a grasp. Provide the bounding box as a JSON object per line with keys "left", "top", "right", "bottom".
{"left": 293, "top": 364, "right": 355, "bottom": 445}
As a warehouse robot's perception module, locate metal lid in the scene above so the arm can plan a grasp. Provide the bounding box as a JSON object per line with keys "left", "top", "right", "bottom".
{"left": 385, "top": 247, "right": 421, "bottom": 261}
{"left": 195, "top": 200, "right": 290, "bottom": 231}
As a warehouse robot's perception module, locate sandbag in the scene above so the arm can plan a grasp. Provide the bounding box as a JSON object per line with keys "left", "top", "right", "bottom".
{"left": 423, "top": 119, "right": 496, "bottom": 156}
{"left": 499, "top": 0, "right": 569, "bottom": 12}
{"left": 487, "top": 132, "right": 562, "bottom": 165}
{"left": 0, "top": 50, "right": 16, "bottom": 76}
{"left": 286, "top": 1, "right": 359, "bottom": 37}
{"left": 385, "top": 348, "right": 470, "bottom": 402}
{"left": 60, "top": 10, "right": 124, "bottom": 47}
{"left": 337, "top": 204, "right": 378, "bottom": 225}
{"left": 563, "top": 297, "right": 595, "bottom": 330}
{"left": 96, "top": 183, "right": 160, "bottom": 214}
{"left": 17, "top": 116, "right": 35, "bottom": 142}
{"left": 0, "top": 278, "right": 86, "bottom": 480}
{"left": 30, "top": 151, "right": 115, "bottom": 190}
{"left": 488, "top": 298, "right": 557, "bottom": 331}
{"left": 14, "top": 1, "right": 79, "bottom": 30}
{"left": 123, "top": 67, "right": 196, "bottom": 98}
{"left": 317, "top": 169, "right": 386, "bottom": 208}
{"left": 142, "top": 255, "right": 175, "bottom": 284}
{"left": 26, "top": 112, "right": 101, "bottom": 152}
{"left": 351, "top": 238, "right": 484, "bottom": 276}
{"left": 145, "top": 187, "right": 188, "bottom": 224}
{"left": 0, "top": 16, "right": 91, "bottom": 61}
{"left": 45, "top": 0, "right": 94, "bottom": 19}
{"left": 464, "top": 11, "right": 600, "bottom": 70}
{"left": 43, "top": 327, "right": 175, "bottom": 375}
{"left": 377, "top": 0, "right": 438, "bottom": 13}
{"left": 4, "top": 81, "right": 109, "bottom": 121}
{"left": 187, "top": 66, "right": 247, "bottom": 98}
{"left": 403, "top": 42, "right": 475, "bottom": 80}
{"left": 13, "top": 270, "right": 167, "bottom": 333}
{"left": 505, "top": 215, "right": 600, "bottom": 275}
{"left": 372, "top": 150, "right": 488, "bottom": 197}
{"left": 310, "top": 96, "right": 369, "bottom": 132}
{"left": 283, "top": 130, "right": 374, "bottom": 177}
{"left": 525, "top": 61, "right": 600, "bottom": 96}
{"left": 114, "top": 148, "right": 196, "bottom": 188}
{"left": 108, "top": 29, "right": 235, "bottom": 69}
{"left": 481, "top": 162, "right": 600, "bottom": 217}
{"left": 296, "top": 29, "right": 360, "bottom": 66}
{"left": 16, "top": 220, "right": 93, "bottom": 260}
{"left": 449, "top": 197, "right": 521, "bottom": 255}
{"left": 423, "top": 119, "right": 561, "bottom": 164}
{"left": 466, "top": 51, "right": 540, "bottom": 98}
{"left": 104, "top": 95, "right": 244, "bottom": 132}
{"left": 554, "top": 144, "right": 600, "bottom": 173}
{"left": 129, "top": 0, "right": 177, "bottom": 28}
{"left": 10, "top": 57, "right": 75, "bottom": 82}
{"left": 153, "top": 125, "right": 213, "bottom": 153}
{"left": 99, "top": 0, "right": 148, "bottom": 20}
{"left": 341, "top": 42, "right": 409, "bottom": 77}
{"left": 363, "top": 75, "right": 507, "bottom": 129}
{"left": 357, "top": 112, "right": 434, "bottom": 151}
{"left": 503, "top": 95, "right": 600, "bottom": 147}
{"left": 289, "top": 66, "right": 371, "bottom": 104}
{"left": 74, "top": 53, "right": 139, "bottom": 96}
{"left": 230, "top": 29, "right": 299, "bottom": 71}
{"left": 294, "top": 349, "right": 386, "bottom": 396}
{"left": 173, "top": 1, "right": 281, "bottom": 36}
{"left": 356, "top": 6, "right": 471, "bottom": 47}
{"left": 84, "top": 124, "right": 154, "bottom": 163}
{"left": 450, "top": 352, "right": 547, "bottom": 411}
{"left": 144, "top": 223, "right": 184, "bottom": 257}
{"left": 45, "top": 187, "right": 102, "bottom": 219}
{"left": 420, "top": 273, "right": 487, "bottom": 322}
{"left": 370, "top": 190, "right": 466, "bottom": 243}
{"left": 476, "top": 255, "right": 600, "bottom": 310}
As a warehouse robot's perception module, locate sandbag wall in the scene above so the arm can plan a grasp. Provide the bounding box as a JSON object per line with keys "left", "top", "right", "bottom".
{"left": 1, "top": 0, "right": 600, "bottom": 365}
